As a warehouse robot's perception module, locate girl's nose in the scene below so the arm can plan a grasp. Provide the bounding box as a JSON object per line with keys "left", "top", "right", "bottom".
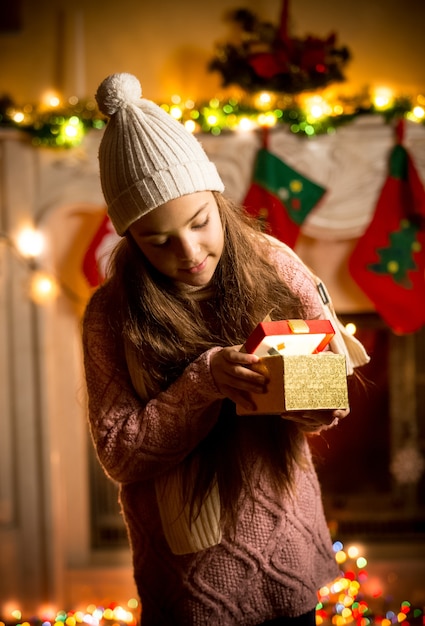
{"left": 174, "top": 236, "right": 199, "bottom": 260}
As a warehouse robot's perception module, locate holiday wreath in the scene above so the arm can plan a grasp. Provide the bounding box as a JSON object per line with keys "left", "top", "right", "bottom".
{"left": 209, "top": 0, "right": 351, "bottom": 94}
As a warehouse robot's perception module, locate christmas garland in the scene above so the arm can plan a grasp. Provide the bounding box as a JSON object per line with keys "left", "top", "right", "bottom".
{"left": 0, "top": 91, "right": 417, "bottom": 149}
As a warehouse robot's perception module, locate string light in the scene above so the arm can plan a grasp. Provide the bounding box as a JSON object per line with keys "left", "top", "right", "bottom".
{"left": 0, "top": 544, "right": 422, "bottom": 624}
{"left": 29, "top": 271, "right": 60, "bottom": 304}
{"left": 344, "top": 322, "right": 357, "bottom": 336}
{"left": 1, "top": 88, "right": 423, "bottom": 147}
{"left": 169, "top": 105, "right": 183, "bottom": 120}
{"left": 15, "top": 227, "right": 45, "bottom": 259}
{"left": 41, "top": 91, "right": 61, "bottom": 108}
{"left": 315, "top": 541, "right": 424, "bottom": 625}
{"left": 1, "top": 226, "right": 63, "bottom": 306}
{"left": 0, "top": 601, "right": 139, "bottom": 626}
{"left": 372, "top": 87, "right": 394, "bottom": 110}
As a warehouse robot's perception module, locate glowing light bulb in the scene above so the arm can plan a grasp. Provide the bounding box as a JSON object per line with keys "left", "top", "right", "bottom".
{"left": 373, "top": 87, "right": 394, "bottom": 109}
{"left": 42, "top": 91, "right": 61, "bottom": 108}
{"left": 170, "top": 105, "right": 183, "bottom": 120}
{"left": 356, "top": 556, "right": 367, "bottom": 568}
{"left": 16, "top": 227, "right": 45, "bottom": 258}
{"left": 319, "top": 585, "right": 330, "bottom": 597}
{"left": 345, "top": 322, "right": 357, "bottom": 336}
{"left": 413, "top": 105, "right": 424, "bottom": 119}
{"left": 58, "top": 116, "right": 84, "bottom": 146}
{"left": 255, "top": 92, "right": 273, "bottom": 109}
{"left": 311, "top": 104, "right": 325, "bottom": 118}
{"left": 347, "top": 545, "right": 360, "bottom": 558}
{"left": 335, "top": 550, "right": 347, "bottom": 564}
{"left": 206, "top": 114, "right": 218, "bottom": 126}
{"left": 260, "top": 92, "right": 271, "bottom": 104}
{"left": 13, "top": 111, "right": 25, "bottom": 123}
{"left": 29, "top": 272, "right": 59, "bottom": 304}
{"left": 303, "top": 96, "right": 331, "bottom": 120}
{"left": 237, "top": 117, "right": 256, "bottom": 131}
{"left": 184, "top": 119, "right": 197, "bottom": 133}
{"left": 64, "top": 124, "right": 78, "bottom": 138}
{"left": 258, "top": 112, "right": 277, "bottom": 127}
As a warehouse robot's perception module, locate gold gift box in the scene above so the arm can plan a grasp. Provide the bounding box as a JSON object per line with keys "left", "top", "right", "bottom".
{"left": 236, "top": 319, "right": 349, "bottom": 416}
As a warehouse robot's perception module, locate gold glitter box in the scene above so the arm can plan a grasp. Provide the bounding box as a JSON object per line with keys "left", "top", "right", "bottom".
{"left": 237, "top": 319, "right": 349, "bottom": 415}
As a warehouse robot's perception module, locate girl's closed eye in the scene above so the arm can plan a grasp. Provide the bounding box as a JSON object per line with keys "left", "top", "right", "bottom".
{"left": 192, "top": 216, "right": 209, "bottom": 230}
{"left": 151, "top": 238, "right": 169, "bottom": 248}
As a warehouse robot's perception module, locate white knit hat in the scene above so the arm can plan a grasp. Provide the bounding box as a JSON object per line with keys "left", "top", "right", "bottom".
{"left": 95, "top": 73, "right": 224, "bottom": 236}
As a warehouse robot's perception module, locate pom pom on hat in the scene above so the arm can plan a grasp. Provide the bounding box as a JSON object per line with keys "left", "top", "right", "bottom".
{"left": 96, "top": 72, "right": 224, "bottom": 236}
{"left": 96, "top": 72, "right": 142, "bottom": 116}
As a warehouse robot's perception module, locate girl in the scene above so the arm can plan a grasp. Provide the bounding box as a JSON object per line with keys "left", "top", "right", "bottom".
{"left": 83, "top": 73, "right": 368, "bottom": 626}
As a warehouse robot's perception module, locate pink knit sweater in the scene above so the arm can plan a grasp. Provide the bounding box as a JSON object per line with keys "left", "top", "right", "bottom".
{"left": 82, "top": 242, "right": 339, "bottom": 625}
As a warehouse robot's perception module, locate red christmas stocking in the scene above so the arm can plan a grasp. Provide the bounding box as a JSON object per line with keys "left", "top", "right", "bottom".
{"left": 243, "top": 131, "right": 326, "bottom": 249}
{"left": 82, "top": 213, "right": 119, "bottom": 287}
{"left": 349, "top": 120, "right": 425, "bottom": 334}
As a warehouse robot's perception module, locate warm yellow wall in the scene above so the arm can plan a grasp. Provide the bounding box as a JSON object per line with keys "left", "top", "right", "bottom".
{"left": 1, "top": 0, "right": 424, "bottom": 105}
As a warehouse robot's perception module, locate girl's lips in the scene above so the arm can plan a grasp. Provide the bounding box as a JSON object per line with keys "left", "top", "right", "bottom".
{"left": 183, "top": 258, "right": 208, "bottom": 274}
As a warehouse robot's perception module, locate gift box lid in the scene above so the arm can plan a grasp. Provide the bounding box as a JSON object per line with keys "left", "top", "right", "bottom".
{"left": 243, "top": 319, "right": 335, "bottom": 357}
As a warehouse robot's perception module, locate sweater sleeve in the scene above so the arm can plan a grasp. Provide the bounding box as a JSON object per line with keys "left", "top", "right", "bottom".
{"left": 82, "top": 288, "right": 225, "bottom": 485}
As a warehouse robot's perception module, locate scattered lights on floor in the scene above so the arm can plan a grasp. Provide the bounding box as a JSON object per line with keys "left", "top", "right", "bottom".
{"left": 315, "top": 541, "right": 424, "bottom": 625}
{"left": 1, "top": 541, "right": 423, "bottom": 626}
{"left": 0, "top": 600, "right": 139, "bottom": 626}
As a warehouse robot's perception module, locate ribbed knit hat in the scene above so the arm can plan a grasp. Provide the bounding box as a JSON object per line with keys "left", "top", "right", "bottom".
{"left": 95, "top": 73, "right": 224, "bottom": 235}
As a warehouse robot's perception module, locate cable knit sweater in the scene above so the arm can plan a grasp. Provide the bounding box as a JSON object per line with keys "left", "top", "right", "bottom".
{"left": 82, "top": 240, "right": 343, "bottom": 625}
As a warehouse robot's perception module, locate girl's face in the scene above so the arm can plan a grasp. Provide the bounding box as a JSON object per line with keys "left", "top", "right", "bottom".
{"left": 129, "top": 191, "right": 225, "bottom": 286}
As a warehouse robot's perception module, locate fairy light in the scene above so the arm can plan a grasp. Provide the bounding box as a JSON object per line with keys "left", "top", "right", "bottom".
{"left": 347, "top": 545, "right": 359, "bottom": 558}
{"left": 206, "top": 113, "right": 218, "bottom": 126}
{"left": 345, "top": 322, "right": 357, "bottom": 336}
{"left": 41, "top": 91, "right": 61, "bottom": 108}
{"left": 63, "top": 116, "right": 80, "bottom": 136}
{"left": 169, "top": 105, "right": 183, "bottom": 120}
{"left": 408, "top": 105, "right": 425, "bottom": 124}
{"left": 356, "top": 556, "right": 368, "bottom": 568}
{"left": 254, "top": 91, "right": 273, "bottom": 109}
{"left": 12, "top": 111, "right": 25, "bottom": 123}
{"left": 302, "top": 95, "right": 332, "bottom": 121}
{"left": 237, "top": 117, "right": 256, "bottom": 131}
{"left": 15, "top": 227, "right": 45, "bottom": 259}
{"left": 184, "top": 119, "right": 197, "bottom": 133}
{"left": 373, "top": 86, "right": 394, "bottom": 109}
{"left": 257, "top": 111, "right": 277, "bottom": 127}
{"left": 335, "top": 550, "right": 347, "bottom": 564}
{"left": 2, "top": 86, "right": 423, "bottom": 146}
{"left": 56, "top": 115, "right": 85, "bottom": 147}
{"left": 29, "top": 271, "right": 59, "bottom": 304}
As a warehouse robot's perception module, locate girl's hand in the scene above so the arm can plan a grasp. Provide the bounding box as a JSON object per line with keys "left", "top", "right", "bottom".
{"left": 210, "top": 347, "right": 268, "bottom": 411}
{"left": 282, "top": 407, "right": 350, "bottom": 431}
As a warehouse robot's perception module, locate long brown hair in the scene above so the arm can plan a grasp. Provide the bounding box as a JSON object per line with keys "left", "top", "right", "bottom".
{"left": 104, "top": 193, "right": 308, "bottom": 526}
